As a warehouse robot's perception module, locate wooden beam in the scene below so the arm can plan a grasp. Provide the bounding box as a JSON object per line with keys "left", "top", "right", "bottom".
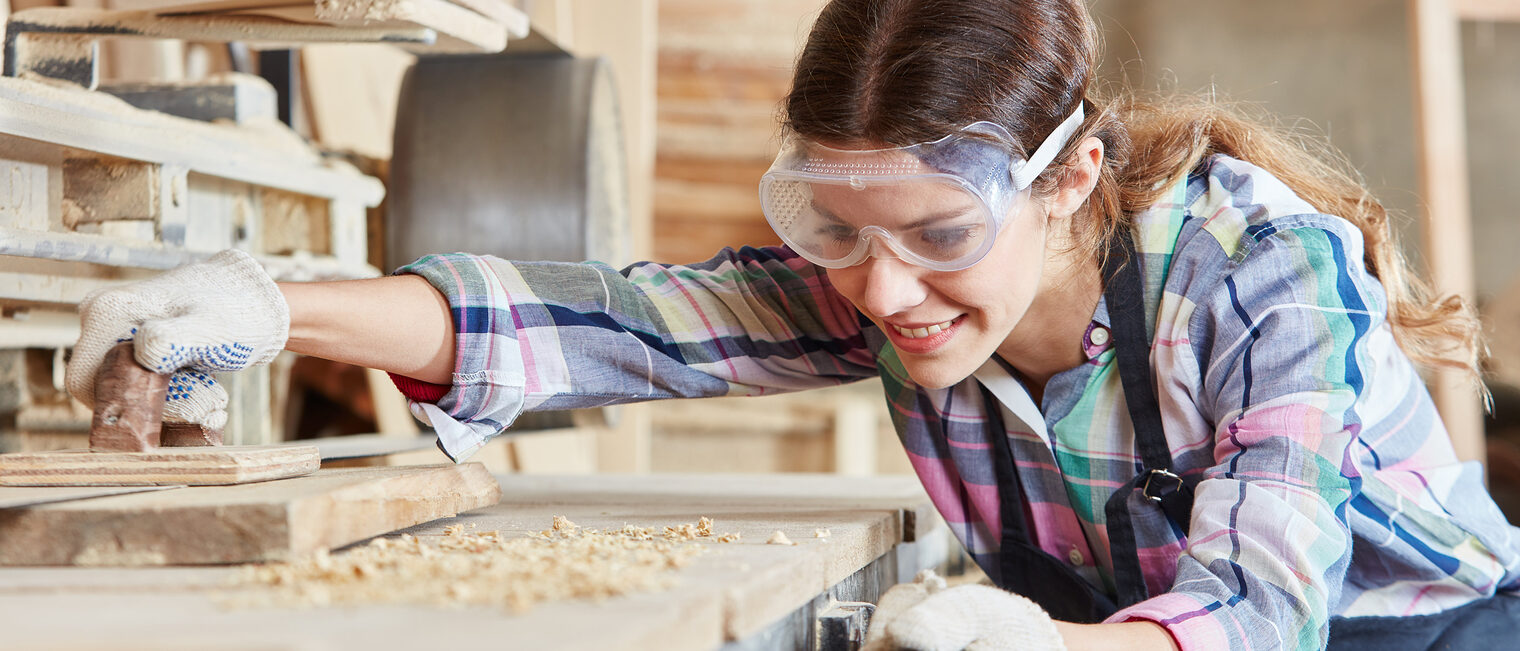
{"left": 832, "top": 395, "right": 879, "bottom": 477}
{"left": 1408, "top": 0, "right": 1485, "bottom": 464}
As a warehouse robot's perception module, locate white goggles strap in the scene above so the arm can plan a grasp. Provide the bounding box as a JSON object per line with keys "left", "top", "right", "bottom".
{"left": 1010, "top": 104, "right": 1086, "bottom": 190}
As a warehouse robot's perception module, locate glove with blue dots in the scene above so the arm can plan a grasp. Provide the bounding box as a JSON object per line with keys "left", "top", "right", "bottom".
{"left": 66, "top": 249, "right": 289, "bottom": 428}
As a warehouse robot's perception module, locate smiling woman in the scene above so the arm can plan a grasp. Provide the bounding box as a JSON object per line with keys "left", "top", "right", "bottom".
{"left": 64, "top": 1, "right": 1517, "bottom": 650}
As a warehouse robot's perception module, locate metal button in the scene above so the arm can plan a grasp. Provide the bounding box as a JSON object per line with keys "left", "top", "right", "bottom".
{"left": 1088, "top": 326, "right": 1110, "bottom": 347}
{"left": 1068, "top": 547, "right": 1085, "bottom": 566}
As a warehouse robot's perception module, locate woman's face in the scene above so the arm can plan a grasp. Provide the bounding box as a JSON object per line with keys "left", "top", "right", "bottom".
{"left": 821, "top": 181, "right": 1054, "bottom": 389}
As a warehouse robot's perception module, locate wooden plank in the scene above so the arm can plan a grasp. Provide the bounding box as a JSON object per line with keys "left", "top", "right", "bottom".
{"left": 1408, "top": 0, "right": 1485, "bottom": 463}
{"left": 0, "top": 463, "right": 501, "bottom": 565}
{"left": 0, "top": 154, "right": 54, "bottom": 231}
{"left": 146, "top": 0, "right": 510, "bottom": 52}
{"left": 364, "top": 367, "right": 422, "bottom": 436}
{"left": 284, "top": 433, "right": 437, "bottom": 460}
{"left": 0, "top": 484, "right": 178, "bottom": 509}
{"left": 118, "top": 0, "right": 529, "bottom": 40}
{"left": 832, "top": 395, "right": 878, "bottom": 477}
{"left": 1454, "top": 0, "right": 1520, "bottom": 21}
{"left": 0, "top": 75, "right": 385, "bottom": 205}
{"left": 446, "top": 0, "right": 526, "bottom": 33}
{"left": 301, "top": 43, "right": 414, "bottom": 160}
{"left": 0, "top": 445, "right": 320, "bottom": 486}
{"left": 0, "top": 309, "right": 80, "bottom": 348}
{"left": 563, "top": 0, "right": 657, "bottom": 260}
{"left": 0, "top": 226, "right": 379, "bottom": 279}
{"left": 509, "top": 427, "right": 600, "bottom": 474}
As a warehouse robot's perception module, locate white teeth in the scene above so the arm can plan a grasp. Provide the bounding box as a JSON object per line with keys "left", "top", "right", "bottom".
{"left": 893, "top": 319, "right": 956, "bottom": 339}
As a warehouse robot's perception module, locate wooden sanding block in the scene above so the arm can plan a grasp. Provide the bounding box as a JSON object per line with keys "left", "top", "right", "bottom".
{"left": 89, "top": 342, "right": 172, "bottom": 452}
{"left": 91, "top": 342, "right": 226, "bottom": 450}
{"left": 0, "top": 343, "right": 319, "bottom": 487}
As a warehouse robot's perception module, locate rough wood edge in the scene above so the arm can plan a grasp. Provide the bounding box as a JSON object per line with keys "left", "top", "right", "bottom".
{"left": 0, "top": 445, "right": 321, "bottom": 486}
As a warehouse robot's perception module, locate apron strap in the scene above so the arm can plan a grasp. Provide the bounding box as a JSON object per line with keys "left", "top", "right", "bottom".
{"left": 982, "top": 384, "right": 1120, "bottom": 623}
{"left": 1101, "top": 227, "right": 1196, "bottom": 607}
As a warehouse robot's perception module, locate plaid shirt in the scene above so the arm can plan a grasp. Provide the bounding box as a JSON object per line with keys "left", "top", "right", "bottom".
{"left": 398, "top": 154, "right": 1520, "bottom": 650}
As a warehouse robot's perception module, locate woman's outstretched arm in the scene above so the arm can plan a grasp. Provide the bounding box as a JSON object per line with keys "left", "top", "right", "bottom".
{"left": 280, "top": 275, "right": 456, "bottom": 384}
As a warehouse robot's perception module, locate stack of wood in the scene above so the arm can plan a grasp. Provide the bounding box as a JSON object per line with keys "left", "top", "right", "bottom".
{"left": 106, "top": 0, "right": 530, "bottom": 53}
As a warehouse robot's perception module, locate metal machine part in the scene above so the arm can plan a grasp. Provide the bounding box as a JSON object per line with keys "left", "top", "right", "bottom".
{"left": 816, "top": 601, "right": 876, "bottom": 651}
{"left": 388, "top": 53, "right": 629, "bottom": 271}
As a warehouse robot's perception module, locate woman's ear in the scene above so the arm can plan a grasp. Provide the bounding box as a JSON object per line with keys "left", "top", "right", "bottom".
{"left": 1047, "top": 136, "right": 1104, "bottom": 220}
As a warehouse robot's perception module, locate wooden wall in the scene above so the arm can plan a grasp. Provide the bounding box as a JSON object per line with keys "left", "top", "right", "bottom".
{"left": 652, "top": 0, "right": 826, "bottom": 263}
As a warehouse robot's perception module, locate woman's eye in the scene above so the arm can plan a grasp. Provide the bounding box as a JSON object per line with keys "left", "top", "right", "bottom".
{"left": 920, "top": 226, "right": 979, "bottom": 251}
{"left": 818, "top": 224, "right": 858, "bottom": 241}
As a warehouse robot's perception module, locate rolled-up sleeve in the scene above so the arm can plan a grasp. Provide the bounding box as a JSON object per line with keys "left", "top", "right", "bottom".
{"left": 395, "top": 246, "right": 878, "bottom": 461}
{"left": 1108, "top": 219, "right": 1381, "bottom": 651}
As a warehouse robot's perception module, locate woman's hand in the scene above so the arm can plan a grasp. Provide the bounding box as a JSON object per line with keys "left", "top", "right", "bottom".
{"left": 864, "top": 576, "right": 1065, "bottom": 650}
{"left": 65, "top": 249, "right": 290, "bottom": 429}
{"left": 862, "top": 573, "right": 1181, "bottom": 651}
{"left": 66, "top": 249, "right": 458, "bottom": 430}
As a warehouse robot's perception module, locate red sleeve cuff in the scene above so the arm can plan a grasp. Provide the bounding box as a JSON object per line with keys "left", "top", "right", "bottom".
{"left": 388, "top": 372, "right": 451, "bottom": 403}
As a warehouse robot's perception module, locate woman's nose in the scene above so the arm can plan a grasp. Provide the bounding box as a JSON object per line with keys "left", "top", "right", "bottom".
{"left": 859, "top": 254, "right": 928, "bottom": 318}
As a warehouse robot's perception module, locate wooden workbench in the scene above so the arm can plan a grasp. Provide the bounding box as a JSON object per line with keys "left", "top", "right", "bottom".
{"left": 0, "top": 473, "right": 954, "bottom": 651}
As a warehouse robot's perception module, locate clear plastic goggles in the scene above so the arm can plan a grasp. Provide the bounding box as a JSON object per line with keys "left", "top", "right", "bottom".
{"left": 759, "top": 105, "right": 1084, "bottom": 272}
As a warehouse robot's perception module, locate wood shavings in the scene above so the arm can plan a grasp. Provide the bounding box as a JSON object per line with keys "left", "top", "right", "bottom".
{"left": 766, "top": 530, "right": 795, "bottom": 546}
{"left": 225, "top": 516, "right": 740, "bottom": 613}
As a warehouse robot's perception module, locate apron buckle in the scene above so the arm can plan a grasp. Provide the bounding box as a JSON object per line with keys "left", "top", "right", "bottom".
{"left": 1142, "top": 468, "right": 1184, "bottom": 502}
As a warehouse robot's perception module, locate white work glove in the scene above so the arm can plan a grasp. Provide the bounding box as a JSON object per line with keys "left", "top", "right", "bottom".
{"left": 864, "top": 571, "right": 1066, "bottom": 651}
{"left": 65, "top": 249, "right": 290, "bottom": 430}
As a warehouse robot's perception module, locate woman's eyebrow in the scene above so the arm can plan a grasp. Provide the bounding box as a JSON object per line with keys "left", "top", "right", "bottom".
{"left": 903, "top": 207, "right": 979, "bottom": 230}
{"left": 809, "top": 201, "right": 846, "bottom": 223}
{"left": 809, "top": 201, "right": 977, "bottom": 228}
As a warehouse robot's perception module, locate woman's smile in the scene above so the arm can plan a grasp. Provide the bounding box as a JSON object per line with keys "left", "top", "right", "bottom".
{"left": 884, "top": 315, "right": 965, "bottom": 353}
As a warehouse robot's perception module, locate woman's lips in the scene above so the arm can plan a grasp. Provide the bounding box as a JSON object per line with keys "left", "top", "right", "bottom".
{"left": 884, "top": 316, "right": 964, "bottom": 354}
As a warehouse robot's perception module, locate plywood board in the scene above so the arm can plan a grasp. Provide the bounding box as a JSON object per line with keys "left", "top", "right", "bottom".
{"left": 0, "top": 445, "right": 320, "bottom": 486}
{"left": 0, "top": 484, "right": 179, "bottom": 509}
{"left": 0, "top": 463, "right": 501, "bottom": 565}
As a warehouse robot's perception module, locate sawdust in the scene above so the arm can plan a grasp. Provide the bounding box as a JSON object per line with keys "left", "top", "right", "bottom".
{"left": 224, "top": 516, "right": 740, "bottom": 613}
{"left": 766, "top": 531, "right": 795, "bottom": 546}
{"left": 316, "top": 0, "right": 420, "bottom": 23}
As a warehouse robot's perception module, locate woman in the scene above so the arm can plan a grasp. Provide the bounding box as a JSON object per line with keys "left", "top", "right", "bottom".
{"left": 65, "top": 0, "right": 1519, "bottom": 649}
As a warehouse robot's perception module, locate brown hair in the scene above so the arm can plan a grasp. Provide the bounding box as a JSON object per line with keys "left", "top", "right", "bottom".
{"left": 782, "top": 0, "right": 1481, "bottom": 376}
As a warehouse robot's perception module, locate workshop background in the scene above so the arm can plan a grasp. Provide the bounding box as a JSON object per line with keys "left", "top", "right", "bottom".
{"left": 1, "top": 0, "right": 1518, "bottom": 512}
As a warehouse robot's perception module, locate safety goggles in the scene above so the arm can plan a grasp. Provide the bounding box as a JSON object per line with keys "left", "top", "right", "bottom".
{"left": 759, "top": 105, "right": 1084, "bottom": 272}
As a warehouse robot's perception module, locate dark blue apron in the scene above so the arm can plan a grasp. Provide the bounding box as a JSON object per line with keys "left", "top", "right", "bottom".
{"left": 981, "top": 229, "right": 1517, "bottom": 647}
